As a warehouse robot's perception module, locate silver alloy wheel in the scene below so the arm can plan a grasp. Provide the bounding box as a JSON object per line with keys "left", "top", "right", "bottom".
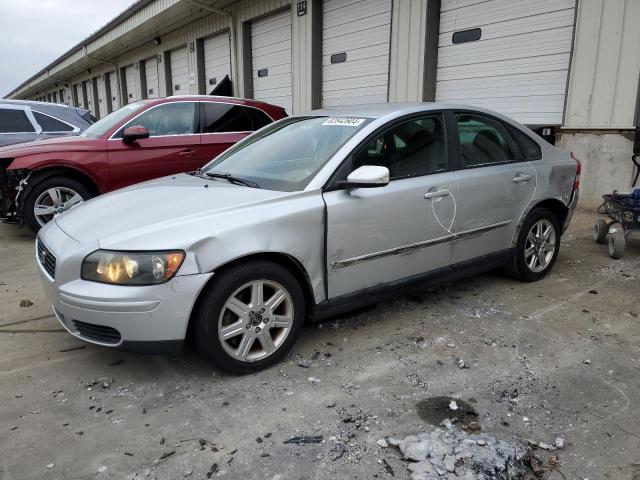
{"left": 524, "top": 219, "right": 557, "bottom": 273}
{"left": 218, "top": 279, "right": 294, "bottom": 362}
{"left": 33, "top": 187, "right": 84, "bottom": 227}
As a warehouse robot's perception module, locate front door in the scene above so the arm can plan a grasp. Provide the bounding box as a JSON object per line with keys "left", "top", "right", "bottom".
{"left": 107, "top": 101, "right": 202, "bottom": 190}
{"left": 451, "top": 112, "right": 536, "bottom": 264}
{"left": 324, "top": 113, "right": 459, "bottom": 298}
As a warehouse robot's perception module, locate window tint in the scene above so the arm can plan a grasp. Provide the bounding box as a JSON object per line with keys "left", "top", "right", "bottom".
{"left": 0, "top": 109, "right": 35, "bottom": 133}
{"left": 123, "top": 102, "right": 196, "bottom": 137}
{"left": 33, "top": 111, "right": 74, "bottom": 132}
{"left": 352, "top": 115, "right": 447, "bottom": 180}
{"left": 455, "top": 113, "right": 517, "bottom": 167}
{"left": 203, "top": 103, "right": 254, "bottom": 133}
{"left": 509, "top": 127, "right": 542, "bottom": 160}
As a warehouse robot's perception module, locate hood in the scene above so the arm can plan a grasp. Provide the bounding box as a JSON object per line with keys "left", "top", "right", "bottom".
{"left": 55, "top": 173, "right": 291, "bottom": 246}
{"left": 0, "top": 134, "right": 97, "bottom": 156}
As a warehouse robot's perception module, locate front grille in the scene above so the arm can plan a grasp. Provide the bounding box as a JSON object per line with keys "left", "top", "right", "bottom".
{"left": 73, "top": 320, "right": 122, "bottom": 344}
{"left": 36, "top": 238, "right": 56, "bottom": 280}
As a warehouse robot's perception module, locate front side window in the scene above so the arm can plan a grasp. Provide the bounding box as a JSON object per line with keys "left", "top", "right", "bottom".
{"left": 204, "top": 116, "right": 372, "bottom": 191}
{"left": 33, "top": 111, "right": 74, "bottom": 132}
{"left": 0, "top": 108, "right": 35, "bottom": 133}
{"left": 203, "top": 103, "right": 253, "bottom": 133}
{"left": 455, "top": 113, "right": 518, "bottom": 167}
{"left": 352, "top": 115, "right": 447, "bottom": 180}
{"left": 120, "top": 102, "right": 197, "bottom": 137}
{"left": 82, "top": 102, "right": 148, "bottom": 138}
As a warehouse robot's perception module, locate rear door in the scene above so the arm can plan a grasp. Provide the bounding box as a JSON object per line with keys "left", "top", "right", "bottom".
{"left": 0, "top": 106, "right": 39, "bottom": 146}
{"left": 324, "top": 113, "right": 458, "bottom": 298}
{"left": 107, "top": 101, "right": 201, "bottom": 190}
{"left": 450, "top": 111, "right": 536, "bottom": 264}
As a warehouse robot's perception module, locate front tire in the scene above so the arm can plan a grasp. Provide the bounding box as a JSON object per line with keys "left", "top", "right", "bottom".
{"left": 505, "top": 208, "right": 561, "bottom": 282}
{"left": 195, "top": 260, "right": 305, "bottom": 374}
{"left": 593, "top": 218, "right": 609, "bottom": 244}
{"left": 607, "top": 224, "right": 625, "bottom": 259}
{"left": 23, "top": 176, "right": 92, "bottom": 233}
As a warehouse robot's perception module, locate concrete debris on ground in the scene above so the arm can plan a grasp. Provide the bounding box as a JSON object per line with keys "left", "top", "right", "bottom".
{"left": 383, "top": 420, "right": 531, "bottom": 479}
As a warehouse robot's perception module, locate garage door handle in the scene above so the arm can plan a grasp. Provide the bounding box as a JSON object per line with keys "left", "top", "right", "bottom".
{"left": 424, "top": 190, "right": 450, "bottom": 200}
{"left": 179, "top": 149, "right": 195, "bottom": 157}
{"left": 513, "top": 174, "right": 532, "bottom": 183}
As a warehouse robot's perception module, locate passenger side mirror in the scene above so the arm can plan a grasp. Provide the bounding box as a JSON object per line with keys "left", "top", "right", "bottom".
{"left": 122, "top": 126, "right": 149, "bottom": 144}
{"left": 344, "top": 165, "right": 390, "bottom": 188}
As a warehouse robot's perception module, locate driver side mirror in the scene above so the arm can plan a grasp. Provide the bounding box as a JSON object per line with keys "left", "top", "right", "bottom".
{"left": 122, "top": 126, "right": 149, "bottom": 144}
{"left": 343, "top": 165, "right": 390, "bottom": 188}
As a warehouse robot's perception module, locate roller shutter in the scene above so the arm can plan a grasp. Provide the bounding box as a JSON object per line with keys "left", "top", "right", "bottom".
{"left": 322, "top": 0, "right": 392, "bottom": 107}
{"left": 144, "top": 58, "right": 160, "bottom": 99}
{"left": 170, "top": 47, "right": 191, "bottom": 94}
{"left": 97, "top": 77, "right": 108, "bottom": 118}
{"left": 203, "top": 32, "right": 232, "bottom": 95}
{"left": 251, "top": 9, "right": 292, "bottom": 113}
{"left": 435, "top": 0, "right": 576, "bottom": 125}
{"left": 125, "top": 65, "right": 139, "bottom": 103}
{"left": 108, "top": 72, "right": 119, "bottom": 111}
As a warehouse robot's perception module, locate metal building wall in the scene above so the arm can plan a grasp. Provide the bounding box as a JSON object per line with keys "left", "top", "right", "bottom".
{"left": 563, "top": 0, "right": 640, "bottom": 128}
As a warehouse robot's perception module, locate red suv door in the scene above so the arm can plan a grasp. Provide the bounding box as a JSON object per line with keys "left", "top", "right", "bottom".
{"left": 198, "top": 102, "right": 274, "bottom": 163}
{"left": 107, "top": 101, "right": 202, "bottom": 190}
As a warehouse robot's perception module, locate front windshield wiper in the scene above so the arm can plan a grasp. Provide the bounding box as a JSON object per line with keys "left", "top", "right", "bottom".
{"left": 204, "top": 171, "right": 259, "bottom": 188}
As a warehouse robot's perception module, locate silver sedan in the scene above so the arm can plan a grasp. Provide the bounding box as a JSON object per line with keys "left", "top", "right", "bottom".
{"left": 36, "top": 103, "right": 580, "bottom": 373}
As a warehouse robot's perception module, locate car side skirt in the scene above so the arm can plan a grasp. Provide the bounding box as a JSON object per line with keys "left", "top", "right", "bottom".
{"left": 312, "top": 248, "right": 513, "bottom": 321}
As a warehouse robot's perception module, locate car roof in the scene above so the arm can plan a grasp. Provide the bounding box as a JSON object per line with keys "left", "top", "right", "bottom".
{"left": 0, "top": 98, "right": 87, "bottom": 113}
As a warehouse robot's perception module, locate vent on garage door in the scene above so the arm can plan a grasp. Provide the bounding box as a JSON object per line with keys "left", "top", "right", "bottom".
{"left": 144, "top": 58, "right": 160, "bottom": 98}
{"left": 322, "top": 0, "right": 392, "bottom": 107}
{"left": 251, "top": 9, "right": 292, "bottom": 113}
{"left": 170, "top": 47, "right": 192, "bottom": 94}
{"left": 435, "top": 0, "right": 576, "bottom": 126}
{"left": 201, "top": 32, "right": 232, "bottom": 95}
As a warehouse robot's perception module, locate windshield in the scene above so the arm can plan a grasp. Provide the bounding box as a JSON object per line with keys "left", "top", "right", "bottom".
{"left": 80, "top": 102, "right": 148, "bottom": 138}
{"left": 202, "top": 116, "right": 372, "bottom": 191}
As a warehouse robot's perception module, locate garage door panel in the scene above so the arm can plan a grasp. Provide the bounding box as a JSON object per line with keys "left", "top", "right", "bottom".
{"left": 440, "top": 0, "right": 574, "bottom": 33}
{"left": 441, "top": 0, "right": 491, "bottom": 12}
{"left": 109, "top": 73, "right": 119, "bottom": 108}
{"left": 322, "top": 0, "right": 391, "bottom": 107}
{"left": 170, "top": 47, "right": 191, "bottom": 94}
{"left": 439, "top": 9, "right": 575, "bottom": 46}
{"left": 437, "top": 73, "right": 568, "bottom": 98}
{"left": 252, "top": 63, "right": 291, "bottom": 79}
{"left": 203, "top": 33, "right": 231, "bottom": 94}
{"left": 253, "top": 73, "right": 293, "bottom": 91}
{"left": 438, "top": 53, "right": 571, "bottom": 81}
{"left": 97, "top": 78, "right": 108, "bottom": 118}
{"left": 144, "top": 59, "right": 159, "bottom": 99}
{"left": 252, "top": 39, "right": 292, "bottom": 59}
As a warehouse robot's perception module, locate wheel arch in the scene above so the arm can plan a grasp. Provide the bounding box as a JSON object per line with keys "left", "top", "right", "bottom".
{"left": 184, "top": 251, "right": 317, "bottom": 346}
{"left": 512, "top": 198, "right": 569, "bottom": 247}
{"left": 25, "top": 166, "right": 100, "bottom": 197}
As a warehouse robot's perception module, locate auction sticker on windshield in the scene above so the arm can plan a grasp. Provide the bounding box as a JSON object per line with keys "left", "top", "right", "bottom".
{"left": 322, "top": 117, "right": 366, "bottom": 127}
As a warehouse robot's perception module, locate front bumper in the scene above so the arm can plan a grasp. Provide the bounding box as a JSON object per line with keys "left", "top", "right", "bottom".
{"left": 37, "top": 223, "right": 212, "bottom": 354}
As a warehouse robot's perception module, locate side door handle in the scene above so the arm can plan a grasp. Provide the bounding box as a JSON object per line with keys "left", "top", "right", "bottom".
{"left": 424, "top": 189, "right": 450, "bottom": 200}
{"left": 513, "top": 174, "right": 532, "bottom": 183}
{"left": 179, "top": 148, "right": 195, "bottom": 158}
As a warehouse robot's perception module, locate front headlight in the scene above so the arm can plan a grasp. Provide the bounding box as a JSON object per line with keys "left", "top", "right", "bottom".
{"left": 81, "top": 250, "right": 185, "bottom": 285}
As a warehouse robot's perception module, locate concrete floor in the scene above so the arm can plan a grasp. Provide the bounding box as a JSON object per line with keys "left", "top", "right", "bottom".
{"left": 0, "top": 211, "right": 638, "bottom": 480}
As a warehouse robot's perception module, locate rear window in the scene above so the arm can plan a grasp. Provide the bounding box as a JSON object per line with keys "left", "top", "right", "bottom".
{"left": 509, "top": 127, "right": 542, "bottom": 160}
{"left": 33, "top": 111, "right": 74, "bottom": 132}
{"left": 0, "top": 108, "right": 35, "bottom": 133}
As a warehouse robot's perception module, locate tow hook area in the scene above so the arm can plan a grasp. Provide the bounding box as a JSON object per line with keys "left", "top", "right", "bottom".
{"left": 0, "top": 165, "right": 31, "bottom": 225}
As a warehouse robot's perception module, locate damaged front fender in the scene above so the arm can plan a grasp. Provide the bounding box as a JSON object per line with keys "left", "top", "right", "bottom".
{"left": 0, "top": 159, "right": 31, "bottom": 224}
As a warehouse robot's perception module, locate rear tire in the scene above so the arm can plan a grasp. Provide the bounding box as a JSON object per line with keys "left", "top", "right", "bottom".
{"left": 593, "top": 218, "right": 609, "bottom": 244}
{"left": 505, "top": 207, "right": 561, "bottom": 282}
{"left": 195, "top": 260, "right": 305, "bottom": 374}
{"left": 23, "top": 176, "right": 92, "bottom": 234}
{"left": 607, "top": 224, "right": 626, "bottom": 259}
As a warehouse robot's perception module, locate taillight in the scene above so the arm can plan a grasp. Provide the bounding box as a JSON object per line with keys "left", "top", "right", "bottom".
{"left": 571, "top": 152, "right": 581, "bottom": 190}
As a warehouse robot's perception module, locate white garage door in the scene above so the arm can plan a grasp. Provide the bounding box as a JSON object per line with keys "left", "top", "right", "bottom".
{"left": 322, "top": 0, "right": 392, "bottom": 107}
{"left": 251, "top": 9, "right": 292, "bottom": 113}
{"left": 108, "top": 72, "right": 119, "bottom": 111}
{"left": 97, "top": 77, "right": 108, "bottom": 118}
{"left": 84, "top": 80, "right": 94, "bottom": 113}
{"left": 170, "top": 47, "right": 191, "bottom": 94}
{"left": 435, "top": 0, "right": 576, "bottom": 125}
{"left": 203, "top": 32, "right": 231, "bottom": 95}
{"left": 144, "top": 58, "right": 159, "bottom": 99}
{"left": 124, "top": 65, "right": 138, "bottom": 104}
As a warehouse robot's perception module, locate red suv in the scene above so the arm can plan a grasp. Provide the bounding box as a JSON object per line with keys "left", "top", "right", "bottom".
{"left": 0, "top": 96, "right": 286, "bottom": 232}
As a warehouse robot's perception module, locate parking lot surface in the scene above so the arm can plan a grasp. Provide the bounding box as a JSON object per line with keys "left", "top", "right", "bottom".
{"left": 1, "top": 211, "right": 639, "bottom": 480}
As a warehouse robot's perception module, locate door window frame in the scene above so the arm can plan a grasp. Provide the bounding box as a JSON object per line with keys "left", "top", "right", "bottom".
{"left": 324, "top": 111, "right": 454, "bottom": 191}
{"left": 0, "top": 106, "right": 40, "bottom": 135}
{"left": 198, "top": 101, "right": 276, "bottom": 135}
{"left": 448, "top": 110, "right": 525, "bottom": 170}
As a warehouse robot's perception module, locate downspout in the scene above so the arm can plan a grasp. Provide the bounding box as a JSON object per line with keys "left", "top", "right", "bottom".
{"left": 185, "top": 0, "right": 237, "bottom": 93}
{"left": 83, "top": 45, "right": 123, "bottom": 109}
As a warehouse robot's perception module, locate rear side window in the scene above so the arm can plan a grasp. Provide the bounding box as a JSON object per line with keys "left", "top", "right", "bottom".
{"left": 509, "top": 127, "right": 542, "bottom": 160}
{"left": 245, "top": 107, "right": 272, "bottom": 130}
{"left": 0, "top": 108, "right": 35, "bottom": 133}
{"left": 33, "top": 111, "right": 74, "bottom": 132}
{"left": 455, "top": 113, "right": 518, "bottom": 167}
{"left": 203, "top": 103, "right": 253, "bottom": 133}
